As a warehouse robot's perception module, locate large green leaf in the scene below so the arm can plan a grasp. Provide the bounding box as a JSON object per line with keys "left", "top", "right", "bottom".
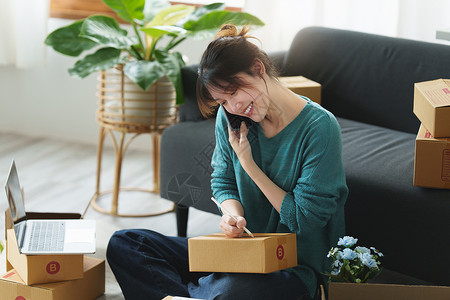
{"left": 102, "top": 0, "right": 145, "bottom": 22}
{"left": 185, "top": 11, "right": 265, "bottom": 40}
{"left": 140, "top": 25, "right": 187, "bottom": 40}
{"left": 68, "top": 48, "right": 123, "bottom": 78}
{"left": 45, "top": 20, "right": 97, "bottom": 57}
{"left": 123, "top": 60, "right": 165, "bottom": 90}
{"left": 143, "top": 0, "right": 171, "bottom": 23}
{"left": 155, "top": 50, "right": 185, "bottom": 104}
{"left": 147, "top": 4, "right": 195, "bottom": 27}
{"left": 180, "top": 2, "right": 225, "bottom": 26}
{"left": 80, "top": 15, "right": 137, "bottom": 49}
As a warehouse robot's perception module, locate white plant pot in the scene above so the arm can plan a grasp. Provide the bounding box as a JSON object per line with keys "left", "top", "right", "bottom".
{"left": 96, "top": 66, "right": 177, "bottom": 132}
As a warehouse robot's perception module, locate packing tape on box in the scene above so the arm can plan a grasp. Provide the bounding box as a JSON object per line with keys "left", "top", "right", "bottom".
{"left": 277, "top": 237, "right": 288, "bottom": 270}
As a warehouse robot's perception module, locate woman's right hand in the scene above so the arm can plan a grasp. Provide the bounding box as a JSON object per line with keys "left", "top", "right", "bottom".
{"left": 220, "top": 214, "right": 247, "bottom": 238}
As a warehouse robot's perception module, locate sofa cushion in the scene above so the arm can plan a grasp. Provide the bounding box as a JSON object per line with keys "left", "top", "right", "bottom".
{"left": 283, "top": 27, "right": 450, "bottom": 135}
{"left": 338, "top": 117, "right": 450, "bottom": 285}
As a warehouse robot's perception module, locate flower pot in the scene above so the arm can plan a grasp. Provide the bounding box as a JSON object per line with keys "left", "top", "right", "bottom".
{"left": 96, "top": 65, "right": 177, "bottom": 133}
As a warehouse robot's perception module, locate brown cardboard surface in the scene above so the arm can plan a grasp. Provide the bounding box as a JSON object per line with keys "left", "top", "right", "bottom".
{"left": 0, "top": 256, "right": 105, "bottom": 300}
{"left": 279, "top": 76, "right": 322, "bottom": 104}
{"left": 7, "top": 229, "right": 84, "bottom": 285}
{"left": 413, "top": 79, "right": 450, "bottom": 137}
{"left": 414, "top": 124, "right": 450, "bottom": 189}
{"left": 188, "top": 233, "right": 297, "bottom": 273}
{"left": 329, "top": 282, "right": 450, "bottom": 300}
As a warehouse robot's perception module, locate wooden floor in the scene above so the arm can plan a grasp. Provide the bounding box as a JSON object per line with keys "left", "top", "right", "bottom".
{"left": 0, "top": 131, "right": 221, "bottom": 299}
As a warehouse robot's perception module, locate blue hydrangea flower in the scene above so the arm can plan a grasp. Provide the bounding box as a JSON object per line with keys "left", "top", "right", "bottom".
{"left": 333, "top": 260, "right": 343, "bottom": 268}
{"left": 355, "top": 246, "right": 370, "bottom": 254}
{"left": 360, "top": 252, "right": 378, "bottom": 268}
{"left": 331, "top": 268, "right": 341, "bottom": 276}
{"left": 341, "top": 248, "right": 357, "bottom": 260}
{"left": 370, "top": 246, "right": 384, "bottom": 257}
{"left": 337, "top": 236, "right": 358, "bottom": 247}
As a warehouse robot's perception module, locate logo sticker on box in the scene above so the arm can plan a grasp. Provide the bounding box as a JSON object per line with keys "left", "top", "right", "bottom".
{"left": 276, "top": 245, "right": 285, "bottom": 260}
{"left": 46, "top": 261, "right": 61, "bottom": 275}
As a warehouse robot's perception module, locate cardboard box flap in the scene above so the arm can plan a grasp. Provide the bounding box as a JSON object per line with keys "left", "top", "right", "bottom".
{"left": 1, "top": 269, "right": 25, "bottom": 284}
{"left": 196, "top": 233, "right": 292, "bottom": 241}
{"left": 416, "top": 125, "right": 450, "bottom": 142}
{"left": 415, "top": 79, "right": 450, "bottom": 108}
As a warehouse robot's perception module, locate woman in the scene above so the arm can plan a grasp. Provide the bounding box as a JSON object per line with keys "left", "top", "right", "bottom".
{"left": 107, "top": 24, "right": 348, "bottom": 300}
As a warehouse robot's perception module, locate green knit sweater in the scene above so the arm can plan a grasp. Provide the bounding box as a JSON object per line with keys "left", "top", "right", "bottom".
{"left": 211, "top": 98, "right": 348, "bottom": 297}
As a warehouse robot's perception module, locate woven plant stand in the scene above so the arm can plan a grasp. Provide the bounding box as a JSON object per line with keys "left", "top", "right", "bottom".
{"left": 89, "top": 65, "right": 177, "bottom": 217}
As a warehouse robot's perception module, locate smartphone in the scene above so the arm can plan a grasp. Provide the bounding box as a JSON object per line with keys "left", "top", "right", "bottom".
{"left": 223, "top": 106, "right": 253, "bottom": 131}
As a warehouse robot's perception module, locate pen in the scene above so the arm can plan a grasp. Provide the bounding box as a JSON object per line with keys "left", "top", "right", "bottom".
{"left": 211, "top": 197, "right": 255, "bottom": 238}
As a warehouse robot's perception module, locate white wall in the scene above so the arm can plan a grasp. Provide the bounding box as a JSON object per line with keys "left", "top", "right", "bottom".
{"left": 0, "top": 18, "right": 209, "bottom": 150}
{"left": 1, "top": 3, "right": 450, "bottom": 149}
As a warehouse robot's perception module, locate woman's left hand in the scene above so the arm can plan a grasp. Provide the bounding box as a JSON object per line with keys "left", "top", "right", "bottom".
{"left": 228, "top": 121, "right": 254, "bottom": 169}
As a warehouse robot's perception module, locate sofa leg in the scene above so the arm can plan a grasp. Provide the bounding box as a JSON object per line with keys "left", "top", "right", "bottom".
{"left": 175, "top": 204, "right": 189, "bottom": 237}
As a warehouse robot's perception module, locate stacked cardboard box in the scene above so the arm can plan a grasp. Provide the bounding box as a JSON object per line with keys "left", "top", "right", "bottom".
{"left": 413, "top": 79, "right": 450, "bottom": 189}
{"left": 2, "top": 210, "right": 105, "bottom": 300}
{"left": 279, "top": 76, "right": 322, "bottom": 104}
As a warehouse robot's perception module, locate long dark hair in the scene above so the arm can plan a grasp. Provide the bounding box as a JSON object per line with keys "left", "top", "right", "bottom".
{"left": 197, "top": 24, "right": 278, "bottom": 118}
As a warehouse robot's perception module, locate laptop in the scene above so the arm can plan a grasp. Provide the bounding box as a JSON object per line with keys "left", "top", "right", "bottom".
{"left": 5, "top": 160, "right": 96, "bottom": 255}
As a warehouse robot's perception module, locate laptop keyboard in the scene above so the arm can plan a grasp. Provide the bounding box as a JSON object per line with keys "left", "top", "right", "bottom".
{"left": 28, "top": 221, "right": 65, "bottom": 252}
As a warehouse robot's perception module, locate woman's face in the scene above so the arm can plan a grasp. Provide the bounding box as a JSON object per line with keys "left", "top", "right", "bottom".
{"left": 209, "top": 72, "right": 269, "bottom": 123}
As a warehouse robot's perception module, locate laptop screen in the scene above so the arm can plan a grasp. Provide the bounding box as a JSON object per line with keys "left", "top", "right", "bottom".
{"left": 5, "top": 161, "right": 27, "bottom": 225}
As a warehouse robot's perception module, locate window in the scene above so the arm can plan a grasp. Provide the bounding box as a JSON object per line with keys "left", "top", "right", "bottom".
{"left": 50, "top": 0, "right": 243, "bottom": 20}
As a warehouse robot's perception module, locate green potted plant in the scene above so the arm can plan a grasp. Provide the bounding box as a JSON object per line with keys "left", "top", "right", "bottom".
{"left": 45, "top": 0, "right": 264, "bottom": 106}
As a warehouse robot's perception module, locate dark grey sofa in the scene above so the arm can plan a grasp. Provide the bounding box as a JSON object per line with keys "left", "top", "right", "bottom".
{"left": 160, "top": 26, "right": 450, "bottom": 286}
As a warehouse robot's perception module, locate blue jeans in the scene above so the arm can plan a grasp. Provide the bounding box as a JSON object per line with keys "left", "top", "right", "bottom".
{"left": 107, "top": 229, "right": 312, "bottom": 300}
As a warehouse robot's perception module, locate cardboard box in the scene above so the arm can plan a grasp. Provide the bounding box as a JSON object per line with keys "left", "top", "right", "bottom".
{"left": 329, "top": 282, "right": 450, "bottom": 300}
{"left": 0, "top": 256, "right": 105, "bottom": 300}
{"left": 413, "top": 79, "right": 450, "bottom": 137}
{"left": 6, "top": 229, "right": 84, "bottom": 285}
{"left": 188, "top": 233, "right": 297, "bottom": 273}
{"left": 414, "top": 124, "right": 450, "bottom": 189}
{"left": 279, "top": 76, "right": 322, "bottom": 104}
{"left": 5, "top": 210, "right": 85, "bottom": 285}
